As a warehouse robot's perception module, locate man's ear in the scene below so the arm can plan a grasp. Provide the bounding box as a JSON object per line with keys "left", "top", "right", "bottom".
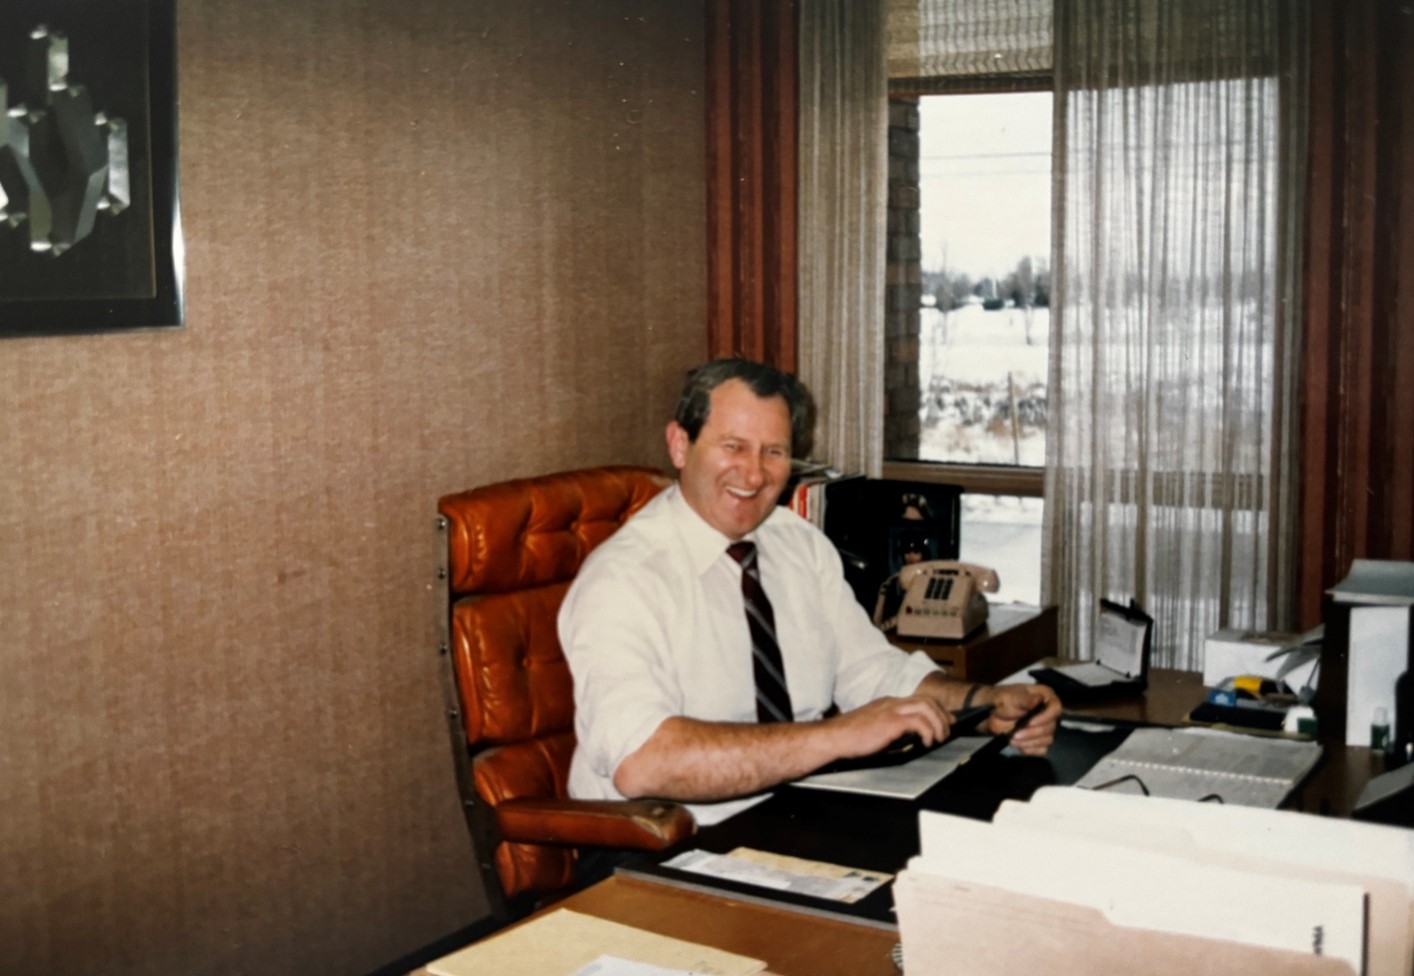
{"left": 665, "top": 421, "right": 690, "bottom": 470}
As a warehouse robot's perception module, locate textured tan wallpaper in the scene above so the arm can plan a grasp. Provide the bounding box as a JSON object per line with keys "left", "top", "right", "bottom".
{"left": 0, "top": 1, "right": 705, "bottom": 974}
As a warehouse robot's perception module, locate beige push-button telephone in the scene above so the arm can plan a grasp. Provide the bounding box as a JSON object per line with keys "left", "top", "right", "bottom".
{"left": 872, "top": 561, "right": 1000, "bottom": 640}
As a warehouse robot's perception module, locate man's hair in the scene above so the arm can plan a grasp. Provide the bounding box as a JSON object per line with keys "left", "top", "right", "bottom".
{"left": 673, "top": 358, "right": 815, "bottom": 457}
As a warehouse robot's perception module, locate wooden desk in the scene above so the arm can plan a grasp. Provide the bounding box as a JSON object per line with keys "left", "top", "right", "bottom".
{"left": 415, "top": 875, "right": 899, "bottom": 976}
{"left": 892, "top": 603, "right": 1057, "bottom": 684}
{"left": 622, "top": 668, "right": 1382, "bottom": 928}
{"left": 428, "top": 669, "right": 1383, "bottom": 975}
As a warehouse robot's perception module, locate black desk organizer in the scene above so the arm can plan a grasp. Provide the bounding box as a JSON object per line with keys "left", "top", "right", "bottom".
{"left": 815, "top": 478, "right": 963, "bottom": 611}
{"left": 618, "top": 718, "right": 1138, "bottom": 926}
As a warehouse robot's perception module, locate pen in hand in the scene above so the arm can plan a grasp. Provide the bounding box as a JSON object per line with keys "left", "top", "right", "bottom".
{"left": 1003, "top": 698, "right": 1049, "bottom": 741}
{"left": 954, "top": 698, "right": 1053, "bottom": 766}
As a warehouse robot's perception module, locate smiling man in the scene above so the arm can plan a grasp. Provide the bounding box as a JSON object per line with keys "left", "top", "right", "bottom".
{"left": 560, "top": 359, "right": 1060, "bottom": 830}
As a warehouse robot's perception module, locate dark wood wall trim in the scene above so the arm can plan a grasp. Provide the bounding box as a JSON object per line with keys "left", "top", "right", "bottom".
{"left": 704, "top": 0, "right": 798, "bottom": 370}
{"left": 1298, "top": 0, "right": 1414, "bottom": 627}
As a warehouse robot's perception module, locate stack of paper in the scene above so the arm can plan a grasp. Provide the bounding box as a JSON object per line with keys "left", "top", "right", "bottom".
{"left": 893, "top": 787, "right": 1414, "bottom": 976}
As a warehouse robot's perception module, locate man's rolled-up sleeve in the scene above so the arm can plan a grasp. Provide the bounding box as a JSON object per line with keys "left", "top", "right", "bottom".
{"left": 559, "top": 561, "right": 683, "bottom": 795}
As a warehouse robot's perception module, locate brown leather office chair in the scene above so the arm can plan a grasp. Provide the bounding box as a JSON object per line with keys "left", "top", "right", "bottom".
{"left": 435, "top": 466, "right": 694, "bottom": 917}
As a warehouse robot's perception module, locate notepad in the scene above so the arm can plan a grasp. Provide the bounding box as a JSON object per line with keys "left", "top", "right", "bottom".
{"left": 1071, "top": 726, "right": 1321, "bottom": 807}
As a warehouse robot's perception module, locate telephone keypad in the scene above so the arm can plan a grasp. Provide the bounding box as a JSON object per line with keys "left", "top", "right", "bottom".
{"left": 924, "top": 576, "right": 954, "bottom": 603}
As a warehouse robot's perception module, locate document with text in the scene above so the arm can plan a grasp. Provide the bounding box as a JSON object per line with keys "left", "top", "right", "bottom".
{"left": 1071, "top": 727, "right": 1321, "bottom": 808}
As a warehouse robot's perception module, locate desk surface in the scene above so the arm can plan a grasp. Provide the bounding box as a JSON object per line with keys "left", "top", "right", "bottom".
{"left": 413, "top": 875, "right": 900, "bottom": 976}
{"left": 427, "top": 668, "right": 1383, "bottom": 972}
{"left": 625, "top": 668, "right": 1381, "bottom": 925}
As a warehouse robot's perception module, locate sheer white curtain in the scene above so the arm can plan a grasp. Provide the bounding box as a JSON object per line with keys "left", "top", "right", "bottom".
{"left": 797, "top": 0, "right": 888, "bottom": 476}
{"left": 1044, "top": 0, "right": 1308, "bottom": 667}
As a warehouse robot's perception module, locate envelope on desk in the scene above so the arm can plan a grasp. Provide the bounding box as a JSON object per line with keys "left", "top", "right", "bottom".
{"left": 895, "top": 808, "right": 1366, "bottom": 976}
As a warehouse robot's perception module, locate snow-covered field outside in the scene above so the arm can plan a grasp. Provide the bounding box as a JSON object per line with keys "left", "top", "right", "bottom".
{"left": 918, "top": 302, "right": 1049, "bottom": 467}
{"left": 918, "top": 301, "right": 1049, "bottom": 604}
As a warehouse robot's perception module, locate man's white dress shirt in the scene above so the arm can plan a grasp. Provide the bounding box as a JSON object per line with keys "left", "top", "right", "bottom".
{"left": 560, "top": 483, "right": 941, "bottom": 825}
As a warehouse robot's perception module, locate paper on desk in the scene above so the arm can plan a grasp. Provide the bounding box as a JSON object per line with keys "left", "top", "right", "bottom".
{"left": 791, "top": 735, "right": 986, "bottom": 800}
{"left": 1328, "top": 559, "right": 1414, "bottom": 605}
{"left": 570, "top": 956, "right": 705, "bottom": 976}
{"left": 1024, "top": 786, "right": 1414, "bottom": 880}
{"left": 1004, "top": 787, "right": 1414, "bottom": 976}
{"left": 426, "top": 909, "right": 766, "bottom": 976}
{"left": 662, "top": 847, "right": 890, "bottom": 904}
{"left": 1044, "top": 661, "right": 1126, "bottom": 687}
{"left": 911, "top": 809, "right": 1366, "bottom": 975}
{"left": 1071, "top": 726, "right": 1322, "bottom": 807}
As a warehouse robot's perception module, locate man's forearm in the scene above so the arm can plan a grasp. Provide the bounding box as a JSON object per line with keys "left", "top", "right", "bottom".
{"left": 612, "top": 716, "right": 848, "bottom": 802}
{"left": 913, "top": 670, "right": 990, "bottom": 710}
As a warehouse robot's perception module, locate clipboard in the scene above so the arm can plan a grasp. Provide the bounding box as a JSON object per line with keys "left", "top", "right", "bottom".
{"left": 1029, "top": 598, "right": 1152, "bottom": 702}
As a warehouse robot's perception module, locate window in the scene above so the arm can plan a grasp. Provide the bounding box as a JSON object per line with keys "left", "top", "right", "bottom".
{"left": 916, "top": 92, "right": 1051, "bottom": 467}
{"left": 885, "top": 90, "right": 1052, "bottom": 604}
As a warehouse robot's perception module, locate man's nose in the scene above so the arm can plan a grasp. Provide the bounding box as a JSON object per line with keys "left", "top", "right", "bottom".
{"left": 739, "top": 451, "right": 766, "bottom": 486}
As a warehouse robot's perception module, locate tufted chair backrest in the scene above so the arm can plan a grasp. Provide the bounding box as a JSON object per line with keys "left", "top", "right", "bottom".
{"left": 440, "top": 466, "right": 669, "bottom": 747}
{"left": 436, "top": 466, "right": 671, "bottom": 904}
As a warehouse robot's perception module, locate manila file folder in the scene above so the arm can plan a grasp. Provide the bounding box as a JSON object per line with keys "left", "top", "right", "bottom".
{"left": 999, "top": 788, "right": 1414, "bottom": 976}
{"left": 893, "top": 808, "right": 1364, "bottom": 976}
{"left": 893, "top": 872, "right": 1358, "bottom": 976}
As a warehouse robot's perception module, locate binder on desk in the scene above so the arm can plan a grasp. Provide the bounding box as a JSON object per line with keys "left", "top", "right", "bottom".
{"left": 1069, "top": 726, "right": 1323, "bottom": 808}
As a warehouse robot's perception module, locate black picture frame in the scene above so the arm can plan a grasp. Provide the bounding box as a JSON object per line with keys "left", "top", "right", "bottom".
{"left": 0, "top": 0, "right": 181, "bottom": 337}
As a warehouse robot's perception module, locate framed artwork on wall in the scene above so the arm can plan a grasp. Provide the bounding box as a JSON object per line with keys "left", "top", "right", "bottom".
{"left": 0, "top": 0, "right": 181, "bottom": 337}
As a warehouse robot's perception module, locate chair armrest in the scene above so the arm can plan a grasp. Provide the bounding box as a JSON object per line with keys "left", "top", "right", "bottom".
{"left": 493, "top": 797, "right": 695, "bottom": 850}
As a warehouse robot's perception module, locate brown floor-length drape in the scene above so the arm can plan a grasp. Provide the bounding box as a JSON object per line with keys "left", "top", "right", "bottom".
{"left": 705, "top": 0, "right": 799, "bottom": 371}
{"left": 1298, "top": 0, "right": 1414, "bottom": 627}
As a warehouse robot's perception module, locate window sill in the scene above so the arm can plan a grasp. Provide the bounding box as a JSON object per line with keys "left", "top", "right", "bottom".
{"left": 882, "top": 460, "right": 1044, "bottom": 497}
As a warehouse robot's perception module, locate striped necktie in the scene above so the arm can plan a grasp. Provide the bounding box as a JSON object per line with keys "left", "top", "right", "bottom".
{"left": 727, "top": 541, "right": 794, "bottom": 723}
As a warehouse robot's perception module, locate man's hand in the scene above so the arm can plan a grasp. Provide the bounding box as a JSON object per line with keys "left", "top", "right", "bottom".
{"left": 827, "top": 694, "right": 954, "bottom": 757}
{"left": 980, "top": 683, "right": 1061, "bottom": 755}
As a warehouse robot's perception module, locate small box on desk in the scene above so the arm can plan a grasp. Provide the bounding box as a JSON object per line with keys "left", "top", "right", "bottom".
{"left": 891, "top": 604, "right": 1056, "bottom": 684}
{"left": 1202, "top": 628, "right": 1317, "bottom": 689}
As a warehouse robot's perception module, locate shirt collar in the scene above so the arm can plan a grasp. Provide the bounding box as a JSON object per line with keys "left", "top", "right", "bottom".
{"left": 666, "top": 482, "right": 760, "bottom": 577}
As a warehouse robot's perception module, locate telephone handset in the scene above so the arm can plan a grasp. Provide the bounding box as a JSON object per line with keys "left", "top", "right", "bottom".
{"left": 873, "top": 561, "right": 1000, "bottom": 640}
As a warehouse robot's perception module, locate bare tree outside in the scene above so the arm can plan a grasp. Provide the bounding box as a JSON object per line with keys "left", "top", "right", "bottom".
{"left": 917, "top": 92, "right": 1052, "bottom": 469}
{"left": 913, "top": 91, "right": 1053, "bottom": 604}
